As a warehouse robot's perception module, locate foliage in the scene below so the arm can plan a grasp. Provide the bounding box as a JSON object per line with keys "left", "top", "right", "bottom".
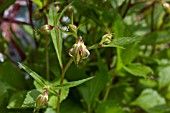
{"left": 1, "top": 0, "right": 170, "bottom": 113}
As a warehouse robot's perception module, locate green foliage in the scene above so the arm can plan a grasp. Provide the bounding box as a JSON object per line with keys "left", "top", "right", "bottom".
{"left": 123, "top": 63, "right": 153, "bottom": 77}
{"left": 1, "top": 0, "right": 170, "bottom": 113}
{"left": 0, "top": 0, "right": 16, "bottom": 13}
{"left": 131, "top": 89, "right": 166, "bottom": 112}
{"left": 22, "top": 89, "right": 42, "bottom": 108}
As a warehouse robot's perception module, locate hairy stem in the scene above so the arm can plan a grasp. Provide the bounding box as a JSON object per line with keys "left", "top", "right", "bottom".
{"left": 56, "top": 58, "right": 73, "bottom": 113}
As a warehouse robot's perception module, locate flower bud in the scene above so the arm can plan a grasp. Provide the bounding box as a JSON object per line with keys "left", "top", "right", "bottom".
{"left": 99, "top": 33, "right": 113, "bottom": 46}
{"left": 66, "top": 24, "right": 78, "bottom": 35}
{"left": 35, "top": 91, "right": 48, "bottom": 110}
{"left": 39, "top": 25, "right": 54, "bottom": 35}
{"left": 69, "top": 36, "right": 90, "bottom": 65}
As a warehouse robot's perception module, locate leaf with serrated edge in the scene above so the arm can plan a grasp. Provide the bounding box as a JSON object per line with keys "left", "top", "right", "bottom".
{"left": 52, "top": 77, "right": 94, "bottom": 89}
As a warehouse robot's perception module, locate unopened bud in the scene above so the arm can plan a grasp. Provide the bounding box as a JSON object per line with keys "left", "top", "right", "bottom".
{"left": 99, "top": 33, "right": 113, "bottom": 46}
{"left": 35, "top": 91, "right": 48, "bottom": 109}
{"left": 67, "top": 24, "right": 78, "bottom": 34}
{"left": 39, "top": 25, "right": 54, "bottom": 35}
{"left": 69, "top": 36, "right": 90, "bottom": 65}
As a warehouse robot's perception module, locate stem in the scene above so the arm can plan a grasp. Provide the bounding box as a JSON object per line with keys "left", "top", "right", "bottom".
{"left": 0, "top": 18, "right": 31, "bottom": 25}
{"left": 56, "top": 58, "right": 73, "bottom": 113}
{"left": 88, "top": 44, "right": 100, "bottom": 50}
{"left": 46, "top": 37, "right": 50, "bottom": 81}
{"left": 26, "top": 0, "right": 38, "bottom": 47}
{"left": 103, "top": 77, "right": 114, "bottom": 102}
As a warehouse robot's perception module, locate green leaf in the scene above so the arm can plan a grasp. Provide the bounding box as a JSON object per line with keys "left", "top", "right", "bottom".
{"left": 48, "top": 5, "right": 63, "bottom": 68}
{"left": 121, "top": 44, "right": 139, "bottom": 65}
{"left": 147, "top": 105, "right": 170, "bottom": 113}
{"left": 60, "top": 98, "right": 86, "bottom": 113}
{"left": 131, "top": 89, "right": 166, "bottom": 111}
{"left": 105, "top": 37, "right": 142, "bottom": 47}
{"left": 158, "top": 65, "right": 170, "bottom": 89}
{"left": 140, "top": 31, "right": 170, "bottom": 45}
{"left": 45, "top": 107, "right": 56, "bottom": 113}
{"left": 108, "top": 84, "right": 135, "bottom": 105}
{"left": 123, "top": 63, "right": 153, "bottom": 77}
{"left": 22, "top": 89, "right": 42, "bottom": 108}
{"left": 0, "top": 80, "right": 15, "bottom": 106}
{"left": 96, "top": 100, "right": 125, "bottom": 113}
{"left": 52, "top": 76, "right": 94, "bottom": 89}
{"left": 78, "top": 62, "right": 109, "bottom": 106}
{"left": 18, "top": 63, "right": 47, "bottom": 87}
{"left": 50, "top": 28, "right": 63, "bottom": 68}
{"left": 0, "top": 61, "right": 25, "bottom": 89}
{"left": 48, "top": 88, "right": 69, "bottom": 109}
{"left": 113, "top": 15, "right": 126, "bottom": 38}
{"left": 7, "top": 91, "right": 27, "bottom": 109}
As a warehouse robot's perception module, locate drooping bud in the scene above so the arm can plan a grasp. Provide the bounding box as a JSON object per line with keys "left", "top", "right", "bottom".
{"left": 69, "top": 36, "right": 90, "bottom": 65}
{"left": 162, "top": 2, "right": 170, "bottom": 14}
{"left": 35, "top": 90, "right": 48, "bottom": 111}
{"left": 66, "top": 24, "right": 78, "bottom": 35}
{"left": 99, "top": 33, "right": 113, "bottom": 46}
{"left": 39, "top": 25, "right": 54, "bottom": 35}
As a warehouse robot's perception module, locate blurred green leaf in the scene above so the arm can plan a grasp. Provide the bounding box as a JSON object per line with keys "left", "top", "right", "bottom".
{"left": 121, "top": 44, "right": 139, "bottom": 65}
{"left": 147, "top": 105, "right": 170, "bottom": 113}
{"left": 96, "top": 100, "right": 125, "bottom": 113}
{"left": 158, "top": 65, "right": 170, "bottom": 89}
{"left": 0, "top": 0, "right": 16, "bottom": 13}
{"left": 141, "top": 31, "right": 170, "bottom": 45}
{"left": 131, "top": 89, "right": 166, "bottom": 111}
{"left": 0, "top": 61, "right": 25, "bottom": 89}
{"left": 18, "top": 63, "right": 47, "bottom": 87}
{"left": 0, "top": 80, "right": 15, "bottom": 106}
{"left": 7, "top": 91, "right": 27, "bottom": 109}
{"left": 60, "top": 98, "right": 85, "bottom": 113}
{"left": 113, "top": 15, "right": 126, "bottom": 38}
{"left": 78, "top": 60, "right": 109, "bottom": 107}
{"left": 108, "top": 84, "right": 135, "bottom": 105}
{"left": 22, "top": 89, "right": 42, "bottom": 108}
{"left": 123, "top": 63, "right": 153, "bottom": 77}
{"left": 45, "top": 107, "right": 56, "bottom": 113}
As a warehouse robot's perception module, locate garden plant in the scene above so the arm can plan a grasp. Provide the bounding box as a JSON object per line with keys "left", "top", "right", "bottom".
{"left": 1, "top": 0, "right": 170, "bottom": 113}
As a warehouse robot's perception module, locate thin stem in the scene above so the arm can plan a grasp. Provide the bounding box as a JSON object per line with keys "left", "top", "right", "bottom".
{"left": 56, "top": 58, "right": 73, "bottom": 113}
{"left": 0, "top": 18, "right": 31, "bottom": 25}
{"left": 103, "top": 73, "right": 115, "bottom": 102}
{"left": 88, "top": 44, "right": 100, "bottom": 50}
{"left": 26, "top": 0, "right": 38, "bottom": 47}
{"left": 46, "top": 37, "right": 50, "bottom": 81}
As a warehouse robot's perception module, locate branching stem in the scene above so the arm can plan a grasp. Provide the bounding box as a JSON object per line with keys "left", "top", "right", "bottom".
{"left": 56, "top": 58, "right": 73, "bottom": 113}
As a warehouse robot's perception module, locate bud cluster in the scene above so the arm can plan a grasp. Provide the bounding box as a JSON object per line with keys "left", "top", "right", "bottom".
{"left": 34, "top": 90, "right": 48, "bottom": 112}
{"left": 39, "top": 25, "right": 54, "bottom": 35}
{"left": 99, "top": 33, "right": 113, "bottom": 46}
{"left": 69, "top": 36, "right": 90, "bottom": 65}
